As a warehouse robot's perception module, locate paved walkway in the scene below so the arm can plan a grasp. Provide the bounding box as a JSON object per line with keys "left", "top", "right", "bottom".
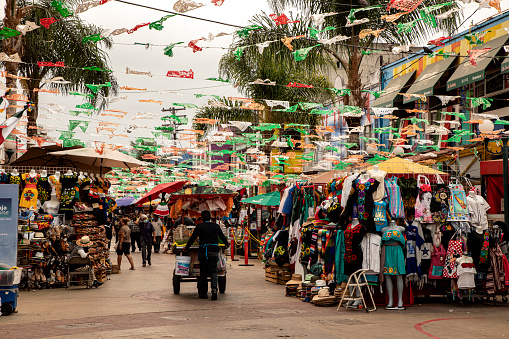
{"left": 2, "top": 251, "right": 509, "bottom": 338}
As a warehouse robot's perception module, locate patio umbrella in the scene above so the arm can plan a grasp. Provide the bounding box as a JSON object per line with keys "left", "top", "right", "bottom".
{"left": 241, "top": 191, "right": 281, "bottom": 206}
{"left": 135, "top": 180, "right": 188, "bottom": 206}
{"left": 49, "top": 147, "right": 146, "bottom": 172}
{"left": 116, "top": 196, "right": 136, "bottom": 207}
{"left": 366, "top": 157, "right": 448, "bottom": 183}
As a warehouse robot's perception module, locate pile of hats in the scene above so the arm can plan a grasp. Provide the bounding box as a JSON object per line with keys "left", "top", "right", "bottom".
{"left": 299, "top": 274, "right": 319, "bottom": 301}
{"left": 311, "top": 288, "right": 337, "bottom": 307}
{"left": 285, "top": 274, "right": 301, "bottom": 296}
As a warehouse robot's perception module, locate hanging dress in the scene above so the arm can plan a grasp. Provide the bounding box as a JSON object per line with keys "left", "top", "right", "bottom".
{"left": 20, "top": 173, "right": 40, "bottom": 209}
{"left": 381, "top": 228, "right": 406, "bottom": 276}
{"left": 59, "top": 174, "right": 78, "bottom": 214}
{"left": 7, "top": 173, "right": 22, "bottom": 198}
{"left": 340, "top": 178, "right": 380, "bottom": 233}
{"left": 397, "top": 177, "right": 418, "bottom": 221}
{"left": 384, "top": 176, "right": 405, "bottom": 219}
{"left": 443, "top": 239, "right": 463, "bottom": 278}
{"left": 49, "top": 175, "right": 62, "bottom": 200}
{"left": 343, "top": 223, "right": 366, "bottom": 276}
{"left": 37, "top": 176, "right": 52, "bottom": 204}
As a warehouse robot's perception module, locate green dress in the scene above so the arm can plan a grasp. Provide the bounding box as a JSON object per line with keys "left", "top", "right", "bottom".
{"left": 382, "top": 229, "right": 406, "bottom": 275}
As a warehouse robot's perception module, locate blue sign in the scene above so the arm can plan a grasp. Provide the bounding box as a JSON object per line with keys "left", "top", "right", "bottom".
{"left": 0, "top": 185, "right": 19, "bottom": 267}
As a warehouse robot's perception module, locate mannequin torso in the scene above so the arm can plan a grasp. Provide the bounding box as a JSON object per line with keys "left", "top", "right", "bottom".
{"left": 368, "top": 166, "right": 387, "bottom": 202}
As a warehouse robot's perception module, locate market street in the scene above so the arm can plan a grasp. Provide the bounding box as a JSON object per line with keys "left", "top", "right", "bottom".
{"left": 2, "top": 251, "right": 509, "bottom": 339}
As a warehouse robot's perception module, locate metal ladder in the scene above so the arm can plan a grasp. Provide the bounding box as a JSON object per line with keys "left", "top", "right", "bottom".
{"left": 337, "top": 269, "right": 377, "bottom": 312}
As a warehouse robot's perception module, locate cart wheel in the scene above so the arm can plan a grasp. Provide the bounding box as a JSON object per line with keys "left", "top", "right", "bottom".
{"left": 173, "top": 270, "right": 181, "bottom": 294}
{"left": 1, "top": 303, "right": 13, "bottom": 316}
{"left": 502, "top": 297, "right": 508, "bottom": 303}
{"left": 218, "top": 276, "right": 226, "bottom": 293}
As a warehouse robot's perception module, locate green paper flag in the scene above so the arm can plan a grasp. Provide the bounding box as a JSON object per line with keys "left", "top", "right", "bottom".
{"left": 83, "top": 66, "right": 111, "bottom": 72}
{"left": 309, "top": 26, "right": 334, "bottom": 39}
{"left": 0, "top": 27, "right": 21, "bottom": 40}
{"left": 329, "top": 88, "right": 351, "bottom": 97}
{"left": 68, "top": 120, "right": 81, "bottom": 131}
{"left": 465, "top": 32, "right": 488, "bottom": 45}
{"left": 76, "top": 103, "right": 98, "bottom": 110}
{"left": 419, "top": 2, "right": 452, "bottom": 29}
{"left": 149, "top": 14, "right": 177, "bottom": 31}
{"left": 442, "top": 111, "right": 466, "bottom": 120}
{"left": 252, "top": 123, "right": 281, "bottom": 131}
{"left": 237, "top": 24, "right": 262, "bottom": 38}
{"left": 69, "top": 110, "right": 93, "bottom": 117}
{"left": 70, "top": 92, "right": 94, "bottom": 99}
{"left": 234, "top": 46, "right": 248, "bottom": 61}
{"left": 397, "top": 19, "right": 421, "bottom": 34}
{"left": 361, "top": 90, "right": 385, "bottom": 99}
{"left": 274, "top": 104, "right": 298, "bottom": 113}
{"left": 63, "top": 139, "right": 85, "bottom": 148}
{"left": 58, "top": 131, "right": 75, "bottom": 140}
{"left": 468, "top": 97, "right": 493, "bottom": 110}
{"left": 163, "top": 42, "right": 184, "bottom": 57}
{"left": 50, "top": 0, "right": 73, "bottom": 17}
{"left": 340, "top": 105, "right": 362, "bottom": 115}
{"left": 362, "top": 50, "right": 382, "bottom": 55}
{"left": 429, "top": 50, "right": 455, "bottom": 59}
{"left": 78, "top": 121, "right": 89, "bottom": 133}
{"left": 86, "top": 82, "right": 111, "bottom": 93}
{"left": 325, "top": 146, "right": 341, "bottom": 153}
{"left": 293, "top": 44, "right": 321, "bottom": 61}
{"left": 194, "top": 94, "right": 220, "bottom": 100}
{"left": 206, "top": 77, "right": 232, "bottom": 83}
{"left": 82, "top": 34, "right": 105, "bottom": 44}
{"left": 347, "top": 5, "right": 381, "bottom": 23}
{"left": 343, "top": 143, "right": 357, "bottom": 149}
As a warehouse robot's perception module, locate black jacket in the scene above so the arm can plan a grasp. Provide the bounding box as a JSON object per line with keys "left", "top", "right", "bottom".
{"left": 185, "top": 221, "right": 228, "bottom": 252}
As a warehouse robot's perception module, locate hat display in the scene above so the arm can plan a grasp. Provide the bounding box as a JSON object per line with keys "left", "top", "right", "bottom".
{"left": 315, "top": 279, "right": 326, "bottom": 287}
{"left": 311, "top": 288, "right": 337, "bottom": 306}
{"left": 33, "top": 232, "right": 45, "bottom": 239}
{"left": 304, "top": 274, "right": 314, "bottom": 282}
{"left": 285, "top": 273, "right": 302, "bottom": 285}
{"left": 76, "top": 235, "right": 93, "bottom": 247}
{"left": 19, "top": 210, "right": 34, "bottom": 220}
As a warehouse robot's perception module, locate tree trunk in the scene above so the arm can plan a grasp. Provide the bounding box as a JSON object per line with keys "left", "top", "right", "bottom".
{"left": 27, "top": 83, "right": 39, "bottom": 137}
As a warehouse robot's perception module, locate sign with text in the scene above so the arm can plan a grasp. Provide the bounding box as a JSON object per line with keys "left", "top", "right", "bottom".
{"left": 0, "top": 185, "right": 18, "bottom": 267}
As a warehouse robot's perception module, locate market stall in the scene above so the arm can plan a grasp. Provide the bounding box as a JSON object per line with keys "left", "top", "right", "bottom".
{"left": 261, "top": 160, "right": 509, "bottom": 310}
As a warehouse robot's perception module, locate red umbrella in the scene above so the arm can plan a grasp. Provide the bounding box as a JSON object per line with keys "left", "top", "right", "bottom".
{"left": 135, "top": 180, "right": 188, "bottom": 206}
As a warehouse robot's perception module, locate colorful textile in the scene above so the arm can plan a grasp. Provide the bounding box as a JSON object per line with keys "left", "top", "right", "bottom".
{"left": 20, "top": 173, "right": 40, "bottom": 209}
{"left": 381, "top": 229, "right": 406, "bottom": 276}
{"left": 384, "top": 176, "right": 405, "bottom": 219}
{"left": 443, "top": 239, "right": 462, "bottom": 278}
{"left": 373, "top": 201, "right": 388, "bottom": 232}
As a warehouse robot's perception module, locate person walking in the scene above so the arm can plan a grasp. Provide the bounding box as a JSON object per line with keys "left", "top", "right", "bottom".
{"left": 152, "top": 214, "right": 164, "bottom": 253}
{"left": 138, "top": 214, "right": 155, "bottom": 267}
{"left": 129, "top": 213, "right": 141, "bottom": 252}
{"left": 185, "top": 210, "right": 229, "bottom": 300}
{"left": 116, "top": 218, "right": 135, "bottom": 271}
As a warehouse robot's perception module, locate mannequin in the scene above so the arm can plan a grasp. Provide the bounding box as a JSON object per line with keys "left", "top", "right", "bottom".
{"left": 381, "top": 220, "right": 406, "bottom": 310}
{"left": 78, "top": 171, "right": 85, "bottom": 180}
{"left": 49, "top": 171, "right": 62, "bottom": 200}
{"left": 368, "top": 165, "right": 387, "bottom": 202}
{"left": 41, "top": 170, "right": 47, "bottom": 178}
{"left": 65, "top": 170, "right": 73, "bottom": 176}
{"left": 43, "top": 193, "right": 60, "bottom": 214}
{"left": 11, "top": 168, "right": 19, "bottom": 176}
{"left": 54, "top": 171, "right": 60, "bottom": 180}
{"left": 29, "top": 169, "right": 37, "bottom": 177}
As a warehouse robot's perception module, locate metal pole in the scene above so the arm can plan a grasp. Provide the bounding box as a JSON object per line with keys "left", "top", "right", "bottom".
{"left": 504, "top": 138, "right": 509, "bottom": 226}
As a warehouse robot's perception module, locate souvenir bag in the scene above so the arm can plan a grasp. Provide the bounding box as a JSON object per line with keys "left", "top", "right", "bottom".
{"left": 447, "top": 178, "right": 470, "bottom": 222}
{"left": 428, "top": 244, "right": 446, "bottom": 279}
{"left": 415, "top": 175, "right": 433, "bottom": 223}
{"left": 443, "top": 238, "right": 463, "bottom": 278}
{"left": 431, "top": 172, "right": 449, "bottom": 223}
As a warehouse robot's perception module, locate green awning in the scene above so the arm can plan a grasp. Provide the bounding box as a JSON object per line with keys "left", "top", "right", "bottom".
{"left": 403, "top": 56, "right": 457, "bottom": 103}
{"left": 447, "top": 35, "right": 509, "bottom": 91}
{"left": 372, "top": 71, "right": 416, "bottom": 108}
{"left": 241, "top": 191, "right": 281, "bottom": 206}
{"left": 501, "top": 55, "right": 509, "bottom": 74}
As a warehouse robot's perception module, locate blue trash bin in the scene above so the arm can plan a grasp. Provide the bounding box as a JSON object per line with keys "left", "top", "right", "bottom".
{"left": 0, "top": 269, "right": 21, "bottom": 316}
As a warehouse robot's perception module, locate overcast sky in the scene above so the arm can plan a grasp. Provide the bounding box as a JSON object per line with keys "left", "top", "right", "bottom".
{"left": 1, "top": 0, "right": 505, "bottom": 149}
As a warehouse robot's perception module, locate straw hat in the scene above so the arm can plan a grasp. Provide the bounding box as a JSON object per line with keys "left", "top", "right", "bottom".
{"left": 302, "top": 216, "right": 315, "bottom": 227}
{"left": 76, "top": 235, "right": 93, "bottom": 247}
{"left": 311, "top": 288, "right": 337, "bottom": 306}
{"left": 286, "top": 273, "right": 302, "bottom": 285}
{"left": 315, "top": 279, "right": 326, "bottom": 287}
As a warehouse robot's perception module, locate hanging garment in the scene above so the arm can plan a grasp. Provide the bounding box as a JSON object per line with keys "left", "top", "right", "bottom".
{"left": 20, "top": 173, "right": 40, "bottom": 209}
{"left": 443, "top": 239, "right": 463, "bottom": 278}
{"left": 420, "top": 224, "right": 433, "bottom": 277}
{"left": 36, "top": 176, "right": 52, "bottom": 204}
{"left": 343, "top": 223, "right": 366, "bottom": 276}
{"left": 456, "top": 256, "right": 476, "bottom": 289}
{"left": 447, "top": 181, "right": 470, "bottom": 222}
{"left": 414, "top": 175, "right": 433, "bottom": 223}
{"left": 49, "top": 175, "right": 62, "bottom": 200}
{"left": 397, "top": 177, "right": 418, "bottom": 221}
{"left": 428, "top": 244, "right": 446, "bottom": 279}
{"left": 340, "top": 178, "right": 380, "bottom": 233}
{"left": 334, "top": 229, "right": 347, "bottom": 284}
{"left": 406, "top": 222, "right": 424, "bottom": 282}
{"left": 367, "top": 169, "right": 386, "bottom": 202}
{"left": 381, "top": 228, "right": 406, "bottom": 276}
{"left": 59, "top": 174, "right": 79, "bottom": 213}
{"left": 7, "top": 173, "right": 22, "bottom": 198}
{"left": 431, "top": 182, "right": 449, "bottom": 223}
{"left": 340, "top": 173, "right": 360, "bottom": 208}
{"left": 361, "top": 233, "right": 381, "bottom": 275}
{"left": 384, "top": 176, "right": 405, "bottom": 219}
{"left": 373, "top": 201, "right": 388, "bottom": 232}
{"left": 466, "top": 193, "right": 490, "bottom": 234}
{"left": 486, "top": 245, "right": 506, "bottom": 294}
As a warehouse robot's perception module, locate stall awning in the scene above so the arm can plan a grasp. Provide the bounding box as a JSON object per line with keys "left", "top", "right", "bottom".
{"left": 403, "top": 57, "right": 457, "bottom": 103}
{"left": 372, "top": 71, "right": 416, "bottom": 108}
{"left": 447, "top": 35, "right": 509, "bottom": 91}
{"left": 501, "top": 56, "right": 509, "bottom": 74}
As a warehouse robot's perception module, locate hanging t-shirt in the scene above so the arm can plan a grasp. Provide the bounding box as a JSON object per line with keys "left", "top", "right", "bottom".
{"left": 341, "top": 174, "right": 360, "bottom": 208}
{"left": 361, "top": 233, "right": 381, "bottom": 275}
{"left": 466, "top": 194, "right": 490, "bottom": 235}
{"left": 406, "top": 222, "right": 425, "bottom": 282}
{"left": 456, "top": 256, "right": 476, "bottom": 289}
{"left": 373, "top": 201, "right": 388, "bottom": 232}
{"left": 367, "top": 169, "right": 386, "bottom": 202}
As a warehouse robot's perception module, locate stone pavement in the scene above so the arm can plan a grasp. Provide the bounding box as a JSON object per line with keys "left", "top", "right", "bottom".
{"left": 2, "top": 251, "right": 509, "bottom": 338}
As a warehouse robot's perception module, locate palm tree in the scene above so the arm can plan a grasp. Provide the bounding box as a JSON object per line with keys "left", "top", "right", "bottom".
{"left": 2, "top": 0, "right": 117, "bottom": 136}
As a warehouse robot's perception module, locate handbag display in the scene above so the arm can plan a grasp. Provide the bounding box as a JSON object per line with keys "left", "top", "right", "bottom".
{"left": 428, "top": 244, "right": 446, "bottom": 279}
{"left": 447, "top": 178, "right": 470, "bottom": 222}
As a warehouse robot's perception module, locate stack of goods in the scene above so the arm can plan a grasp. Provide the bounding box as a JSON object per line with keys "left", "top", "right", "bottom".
{"left": 298, "top": 274, "right": 319, "bottom": 301}
{"left": 72, "top": 212, "right": 109, "bottom": 282}
{"left": 285, "top": 274, "right": 301, "bottom": 296}
{"left": 264, "top": 261, "right": 292, "bottom": 285}
{"left": 311, "top": 288, "right": 337, "bottom": 307}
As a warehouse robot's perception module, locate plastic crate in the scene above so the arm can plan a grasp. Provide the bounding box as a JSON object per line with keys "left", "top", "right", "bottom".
{"left": 0, "top": 269, "right": 21, "bottom": 286}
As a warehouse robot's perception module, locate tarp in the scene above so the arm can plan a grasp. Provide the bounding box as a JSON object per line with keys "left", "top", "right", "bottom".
{"left": 447, "top": 35, "right": 509, "bottom": 91}
{"left": 367, "top": 157, "right": 448, "bottom": 183}
{"left": 372, "top": 71, "right": 416, "bottom": 108}
{"left": 403, "top": 56, "right": 457, "bottom": 103}
{"left": 241, "top": 191, "right": 281, "bottom": 206}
